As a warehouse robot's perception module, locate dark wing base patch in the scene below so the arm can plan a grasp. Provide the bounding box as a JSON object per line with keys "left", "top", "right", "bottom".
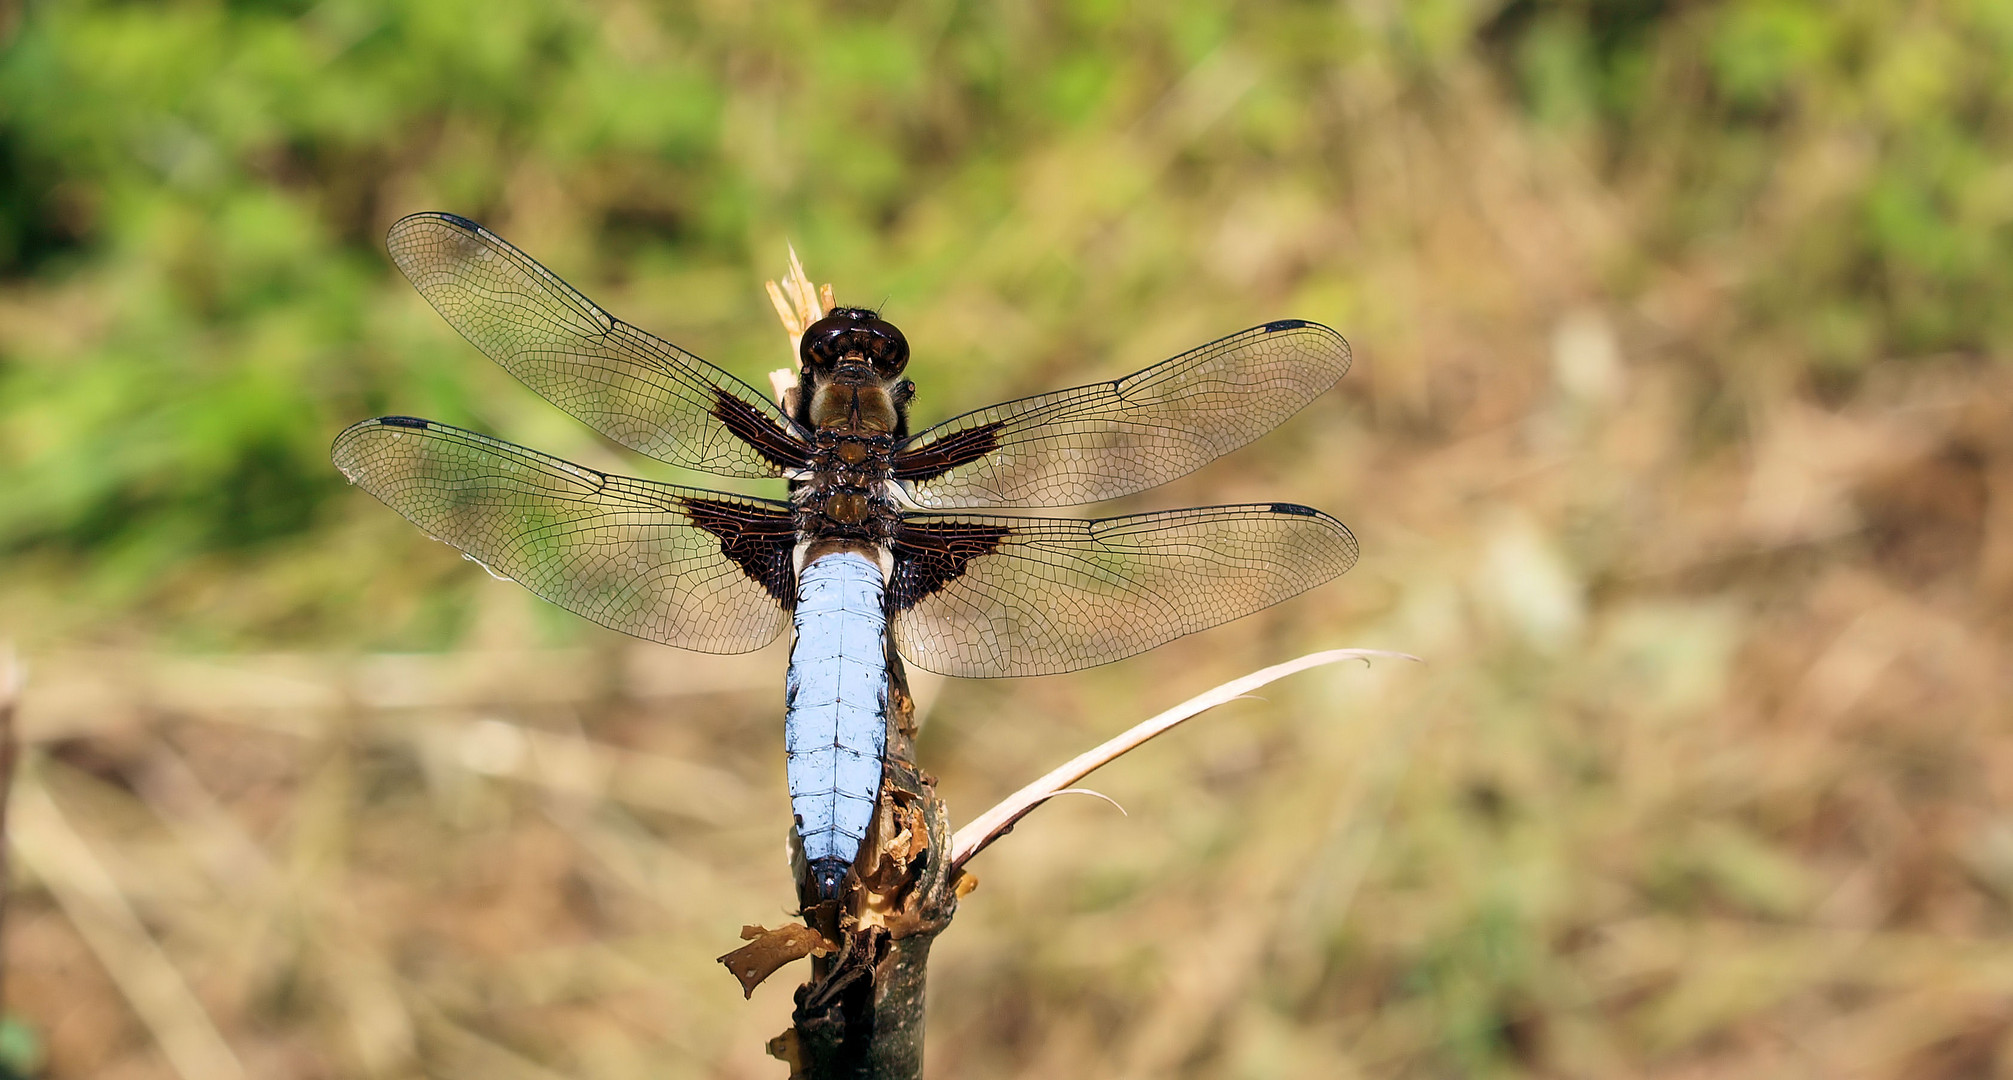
{"left": 710, "top": 389, "right": 812, "bottom": 472}
{"left": 888, "top": 519, "right": 1011, "bottom": 611}
{"left": 680, "top": 495, "right": 799, "bottom": 605}
{"left": 890, "top": 421, "right": 1004, "bottom": 485}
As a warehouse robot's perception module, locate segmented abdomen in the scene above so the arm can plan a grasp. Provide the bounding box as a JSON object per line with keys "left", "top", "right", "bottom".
{"left": 784, "top": 551, "right": 888, "bottom": 898}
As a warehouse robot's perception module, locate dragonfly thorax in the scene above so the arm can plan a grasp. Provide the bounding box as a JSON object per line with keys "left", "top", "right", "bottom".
{"left": 805, "top": 429, "right": 896, "bottom": 488}
{"left": 794, "top": 429, "right": 901, "bottom": 545}
{"left": 808, "top": 380, "right": 901, "bottom": 434}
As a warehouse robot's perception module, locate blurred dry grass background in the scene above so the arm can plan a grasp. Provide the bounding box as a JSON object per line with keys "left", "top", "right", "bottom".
{"left": 3, "top": 1, "right": 2013, "bottom": 1076}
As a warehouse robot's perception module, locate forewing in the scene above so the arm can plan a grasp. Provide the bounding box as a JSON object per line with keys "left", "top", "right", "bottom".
{"left": 332, "top": 417, "right": 797, "bottom": 653}
{"left": 888, "top": 503, "right": 1357, "bottom": 677}
{"left": 893, "top": 320, "right": 1349, "bottom": 508}
{"left": 387, "top": 213, "right": 808, "bottom": 476}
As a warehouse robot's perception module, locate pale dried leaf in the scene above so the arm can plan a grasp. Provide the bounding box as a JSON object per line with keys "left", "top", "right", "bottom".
{"left": 717, "top": 923, "right": 835, "bottom": 998}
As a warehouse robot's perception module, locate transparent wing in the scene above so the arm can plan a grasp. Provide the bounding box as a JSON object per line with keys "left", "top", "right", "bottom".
{"left": 386, "top": 213, "right": 809, "bottom": 477}
{"left": 889, "top": 503, "right": 1357, "bottom": 677}
{"left": 332, "top": 417, "right": 798, "bottom": 653}
{"left": 893, "top": 320, "right": 1350, "bottom": 508}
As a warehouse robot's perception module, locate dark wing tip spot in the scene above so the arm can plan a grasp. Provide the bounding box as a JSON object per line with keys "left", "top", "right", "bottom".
{"left": 389, "top": 211, "right": 475, "bottom": 238}
{"left": 1271, "top": 502, "right": 1319, "bottom": 516}
{"left": 378, "top": 416, "right": 431, "bottom": 429}
{"left": 1263, "top": 319, "right": 1310, "bottom": 333}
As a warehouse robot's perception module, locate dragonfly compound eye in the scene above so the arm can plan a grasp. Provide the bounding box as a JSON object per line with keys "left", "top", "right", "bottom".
{"left": 800, "top": 318, "right": 850, "bottom": 370}
{"left": 800, "top": 309, "right": 908, "bottom": 377}
{"left": 863, "top": 318, "right": 909, "bottom": 376}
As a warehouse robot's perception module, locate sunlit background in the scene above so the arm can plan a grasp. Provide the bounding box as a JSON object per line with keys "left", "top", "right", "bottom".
{"left": 3, "top": 1, "right": 2011, "bottom": 1077}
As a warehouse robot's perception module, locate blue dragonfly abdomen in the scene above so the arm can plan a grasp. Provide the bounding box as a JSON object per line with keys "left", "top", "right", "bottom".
{"left": 784, "top": 551, "right": 889, "bottom": 898}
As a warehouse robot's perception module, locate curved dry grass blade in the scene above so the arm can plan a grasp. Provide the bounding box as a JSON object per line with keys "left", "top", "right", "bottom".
{"left": 13, "top": 776, "right": 247, "bottom": 1080}
{"left": 765, "top": 279, "right": 804, "bottom": 340}
{"left": 0, "top": 646, "right": 17, "bottom": 992}
{"left": 766, "top": 244, "right": 829, "bottom": 343}
{"left": 786, "top": 245, "right": 818, "bottom": 323}
{"left": 949, "top": 648, "right": 1417, "bottom": 871}
{"left": 1029, "top": 787, "right": 1128, "bottom": 816}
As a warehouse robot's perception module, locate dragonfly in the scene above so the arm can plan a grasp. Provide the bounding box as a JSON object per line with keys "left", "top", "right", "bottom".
{"left": 333, "top": 213, "right": 1358, "bottom": 898}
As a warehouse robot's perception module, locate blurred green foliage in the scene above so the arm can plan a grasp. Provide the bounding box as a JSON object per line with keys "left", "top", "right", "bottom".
{"left": 1, "top": 0, "right": 2008, "bottom": 642}
{"left": 0, "top": 1016, "right": 40, "bottom": 1080}
{"left": 4, "top": 5, "right": 2009, "bottom": 1077}
{"left": 1492, "top": 0, "right": 2013, "bottom": 368}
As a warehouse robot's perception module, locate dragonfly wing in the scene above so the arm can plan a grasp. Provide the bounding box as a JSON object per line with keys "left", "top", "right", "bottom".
{"left": 888, "top": 503, "right": 1358, "bottom": 677}
{"left": 332, "top": 417, "right": 797, "bottom": 652}
{"left": 893, "top": 320, "right": 1349, "bottom": 508}
{"left": 387, "top": 213, "right": 809, "bottom": 477}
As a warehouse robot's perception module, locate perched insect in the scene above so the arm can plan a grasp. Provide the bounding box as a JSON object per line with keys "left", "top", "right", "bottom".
{"left": 334, "top": 214, "right": 1358, "bottom": 897}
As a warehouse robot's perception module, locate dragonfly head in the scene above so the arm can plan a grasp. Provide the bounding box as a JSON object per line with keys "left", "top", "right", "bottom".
{"left": 801, "top": 307, "right": 909, "bottom": 380}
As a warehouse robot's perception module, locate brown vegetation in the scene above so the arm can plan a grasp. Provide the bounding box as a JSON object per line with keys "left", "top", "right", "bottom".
{"left": 5, "top": 2, "right": 2012, "bottom": 1076}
